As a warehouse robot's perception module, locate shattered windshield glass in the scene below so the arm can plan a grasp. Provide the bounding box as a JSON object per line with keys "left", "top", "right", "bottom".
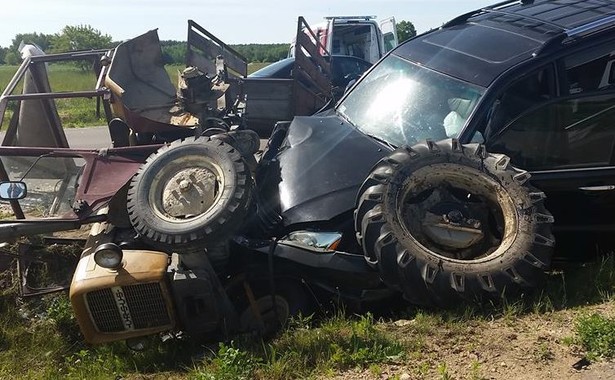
{"left": 337, "top": 55, "right": 485, "bottom": 147}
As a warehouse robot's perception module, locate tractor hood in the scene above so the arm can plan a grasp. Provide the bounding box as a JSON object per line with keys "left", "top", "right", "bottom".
{"left": 258, "top": 114, "right": 388, "bottom": 229}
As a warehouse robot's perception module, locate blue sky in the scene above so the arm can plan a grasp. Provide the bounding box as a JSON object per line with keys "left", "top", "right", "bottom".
{"left": 1, "top": 0, "right": 495, "bottom": 47}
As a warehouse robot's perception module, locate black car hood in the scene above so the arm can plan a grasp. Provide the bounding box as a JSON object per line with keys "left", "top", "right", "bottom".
{"left": 260, "top": 114, "right": 388, "bottom": 228}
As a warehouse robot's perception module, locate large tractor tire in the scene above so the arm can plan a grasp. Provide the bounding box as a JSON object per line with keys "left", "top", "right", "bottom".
{"left": 127, "top": 136, "right": 253, "bottom": 252}
{"left": 355, "top": 139, "right": 555, "bottom": 306}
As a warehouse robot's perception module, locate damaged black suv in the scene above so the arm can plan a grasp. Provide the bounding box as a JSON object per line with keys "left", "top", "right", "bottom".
{"left": 244, "top": 0, "right": 615, "bottom": 306}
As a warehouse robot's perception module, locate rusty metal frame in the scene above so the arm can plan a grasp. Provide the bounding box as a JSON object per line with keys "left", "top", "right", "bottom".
{"left": 0, "top": 49, "right": 116, "bottom": 220}
{"left": 293, "top": 17, "right": 333, "bottom": 115}
{"left": 186, "top": 20, "right": 248, "bottom": 79}
{"left": 0, "top": 49, "right": 112, "bottom": 131}
{"left": 0, "top": 144, "right": 158, "bottom": 225}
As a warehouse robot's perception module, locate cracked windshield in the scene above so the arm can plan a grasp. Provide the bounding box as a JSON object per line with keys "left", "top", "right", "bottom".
{"left": 337, "top": 54, "right": 485, "bottom": 147}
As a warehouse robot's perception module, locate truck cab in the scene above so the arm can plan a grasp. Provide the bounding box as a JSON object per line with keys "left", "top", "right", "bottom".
{"left": 290, "top": 16, "right": 398, "bottom": 64}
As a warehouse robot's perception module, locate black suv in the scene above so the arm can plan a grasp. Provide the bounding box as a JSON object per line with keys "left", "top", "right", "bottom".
{"left": 241, "top": 0, "right": 615, "bottom": 305}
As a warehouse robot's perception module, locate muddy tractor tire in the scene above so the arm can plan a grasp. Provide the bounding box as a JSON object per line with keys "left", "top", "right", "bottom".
{"left": 127, "top": 136, "right": 253, "bottom": 252}
{"left": 355, "top": 139, "right": 555, "bottom": 306}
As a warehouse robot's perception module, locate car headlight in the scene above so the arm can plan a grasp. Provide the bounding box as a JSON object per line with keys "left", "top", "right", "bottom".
{"left": 280, "top": 231, "right": 342, "bottom": 251}
{"left": 93, "top": 243, "right": 124, "bottom": 269}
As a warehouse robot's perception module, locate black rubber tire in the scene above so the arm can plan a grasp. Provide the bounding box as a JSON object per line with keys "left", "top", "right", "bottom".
{"left": 355, "top": 139, "right": 555, "bottom": 306}
{"left": 228, "top": 277, "right": 313, "bottom": 337}
{"left": 127, "top": 136, "right": 252, "bottom": 252}
{"left": 210, "top": 130, "right": 260, "bottom": 174}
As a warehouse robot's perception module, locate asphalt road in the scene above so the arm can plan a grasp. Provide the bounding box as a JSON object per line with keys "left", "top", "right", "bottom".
{"left": 61, "top": 126, "right": 268, "bottom": 151}
{"left": 0, "top": 126, "right": 113, "bottom": 150}
{"left": 65, "top": 126, "right": 112, "bottom": 149}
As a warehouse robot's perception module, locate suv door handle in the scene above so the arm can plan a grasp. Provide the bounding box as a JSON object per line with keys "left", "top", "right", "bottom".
{"left": 579, "top": 185, "right": 615, "bottom": 191}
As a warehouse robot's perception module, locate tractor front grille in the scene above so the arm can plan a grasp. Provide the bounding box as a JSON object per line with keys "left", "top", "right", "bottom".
{"left": 86, "top": 283, "right": 171, "bottom": 333}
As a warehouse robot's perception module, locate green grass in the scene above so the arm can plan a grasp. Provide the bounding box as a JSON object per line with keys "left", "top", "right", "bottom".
{"left": 248, "top": 62, "right": 270, "bottom": 73}
{"left": 0, "top": 66, "right": 18, "bottom": 91}
{"left": 0, "top": 290, "right": 406, "bottom": 380}
{"left": 2, "top": 252, "right": 614, "bottom": 379}
{"left": 0, "top": 64, "right": 104, "bottom": 129}
{"left": 575, "top": 314, "right": 615, "bottom": 361}
{"left": 0, "top": 61, "right": 272, "bottom": 130}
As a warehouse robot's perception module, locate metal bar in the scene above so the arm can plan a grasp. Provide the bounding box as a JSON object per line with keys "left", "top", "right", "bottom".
{"left": 187, "top": 20, "right": 247, "bottom": 65}
{"left": 566, "top": 14, "right": 615, "bottom": 38}
{"left": 442, "top": 0, "right": 539, "bottom": 28}
{"left": 0, "top": 58, "right": 32, "bottom": 128}
{"left": 27, "top": 50, "right": 108, "bottom": 64}
{"left": 0, "top": 215, "right": 106, "bottom": 241}
{"left": 2, "top": 101, "right": 21, "bottom": 146}
{"left": 0, "top": 145, "right": 158, "bottom": 157}
{"left": 95, "top": 61, "right": 110, "bottom": 91}
{"left": 1, "top": 57, "right": 31, "bottom": 98}
{"left": 3, "top": 90, "right": 107, "bottom": 101}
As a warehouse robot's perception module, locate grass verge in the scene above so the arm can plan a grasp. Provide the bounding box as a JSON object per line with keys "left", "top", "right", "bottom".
{"left": 0, "top": 243, "right": 615, "bottom": 378}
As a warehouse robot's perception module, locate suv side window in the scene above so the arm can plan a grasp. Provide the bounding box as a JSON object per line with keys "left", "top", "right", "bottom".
{"left": 483, "top": 67, "right": 555, "bottom": 141}
{"left": 488, "top": 91, "right": 615, "bottom": 170}
{"left": 485, "top": 44, "right": 615, "bottom": 171}
{"left": 565, "top": 44, "right": 615, "bottom": 94}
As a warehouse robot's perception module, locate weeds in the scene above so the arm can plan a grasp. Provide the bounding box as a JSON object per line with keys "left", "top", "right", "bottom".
{"left": 260, "top": 312, "right": 405, "bottom": 378}
{"left": 532, "top": 342, "right": 555, "bottom": 363}
{"left": 193, "top": 342, "right": 260, "bottom": 380}
{"left": 445, "top": 252, "right": 615, "bottom": 322}
{"left": 470, "top": 359, "right": 483, "bottom": 380}
{"left": 437, "top": 362, "right": 452, "bottom": 380}
{"left": 575, "top": 313, "right": 615, "bottom": 360}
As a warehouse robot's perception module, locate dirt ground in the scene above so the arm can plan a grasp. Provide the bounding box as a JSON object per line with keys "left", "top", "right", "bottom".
{"left": 329, "top": 302, "right": 615, "bottom": 380}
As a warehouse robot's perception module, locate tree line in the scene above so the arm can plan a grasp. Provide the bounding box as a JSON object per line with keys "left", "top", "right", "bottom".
{"left": 160, "top": 41, "right": 290, "bottom": 65}
{"left": 0, "top": 28, "right": 292, "bottom": 66}
{"left": 0, "top": 21, "right": 416, "bottom": 65}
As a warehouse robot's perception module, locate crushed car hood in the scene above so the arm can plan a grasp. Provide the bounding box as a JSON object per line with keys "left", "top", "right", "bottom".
{"left": 265, "top": 114, "right": 388, "bottom": 227}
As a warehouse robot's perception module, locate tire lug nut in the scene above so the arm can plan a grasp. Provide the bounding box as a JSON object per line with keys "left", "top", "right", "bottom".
{"left": 447, "top": 210, "right": 463, "bottom": 224}
{"left": 179, "top": 179, "right": 191, "bottom": 192}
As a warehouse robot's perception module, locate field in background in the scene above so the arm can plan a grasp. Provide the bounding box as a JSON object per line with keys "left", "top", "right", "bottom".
{"left": 0, "top": 62, "right": 271, "bottom": 129}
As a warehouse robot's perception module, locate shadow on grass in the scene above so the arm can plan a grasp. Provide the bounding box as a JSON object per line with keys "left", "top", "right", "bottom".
{"left": 382, "top": 251, "right": 615, "bottom": 325}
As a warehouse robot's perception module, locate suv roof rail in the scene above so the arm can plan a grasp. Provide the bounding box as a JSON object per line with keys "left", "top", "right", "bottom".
{"left": 443, "top": 0, "right": 615, "bottom": 32}
{"left": 442, "top": 0, "right": 615, "bottom": 56}
{"left": 565, "top": 13, "right": 615, "bottom": 38}
{"left": 442, "top": 0, "right": 527, "bottom": 28}
{"left": 534, "top": 12, "right": 615, "bottom": 56}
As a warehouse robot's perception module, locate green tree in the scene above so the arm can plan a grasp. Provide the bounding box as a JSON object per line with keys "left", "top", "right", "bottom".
{"left": 50, "top": 25, "right": 113, "bottom": 53}
{"left": 160, "top": 40, "right": 186, "bottom": 65}
{"left": 232, "top": 43, "right": 288, "bottom": 63}
{"left": 10, "top": 32, "right": 53, "bottom": 52}
{"left": 4, "top": 51, "right": 20, "bottom": 65}
{"left": 2, "top": 32, "right": 53, "bottom": 64}
{"left": 396, "top": 20, "right": 417, "bottom": 43}
{"left": 0, "top": 47, "right": 7, "bottom": 64}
